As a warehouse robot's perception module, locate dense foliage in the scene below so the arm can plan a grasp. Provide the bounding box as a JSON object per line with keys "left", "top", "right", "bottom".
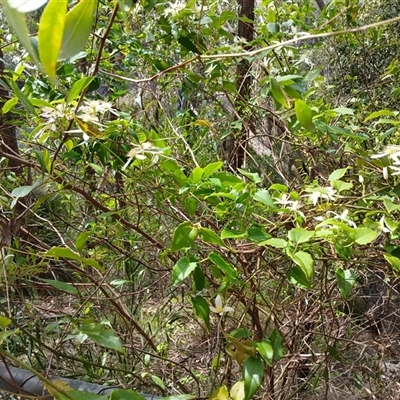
{"left": 1, "top": 0, "right": 400, "bottom": 399}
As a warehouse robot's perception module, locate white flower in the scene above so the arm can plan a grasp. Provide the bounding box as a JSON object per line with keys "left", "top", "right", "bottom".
{"left": 383, "top": 166, "right": 389, "bottom": 179}
{"left": 378, "top": 216, "right": 391, "bottom": 233}
{"left": 210, "top": 294, "right": 234, "bottom": 315}
{"left": 80, "top": 100, "right": 113, "bottom": 116}
{"left": 389, "top": 165, "right": 400, "bottom": 176}
{"left": 371, "top": 145, "right": 400, "bottom": 164}
{"left": 303, "top": 187, "right": 337, "bottom": 206}
{"left": 163, "top": 0, "right": 186, "bottom": 17}
{"left": 359, "top": 175, "right": 364, "bottom": 183}
{"left": 327, "top": 209, "right": 357, "bottom": 228}
{"left": 9, "top": 0, "right": 48, "bottom": 13}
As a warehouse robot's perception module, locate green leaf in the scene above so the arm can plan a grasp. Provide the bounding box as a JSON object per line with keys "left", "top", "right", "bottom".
{"left": 11, "top": 185, "right": 35, "bottom": 198}
{"left": 332, "top": 107, "right": 354, "bottom": 115}
{"left": 170, "top": 222, "right": 197, "bottom": 251}
{"left": 329, "top": 167, "right": 349, "bottom": 182}
{"left": 237, "top": 168, "right": 262, "bottom": 183}
{"left": 110, "top": 389, "right": 147, "bottom": 400}
{"left": 261, "top": 238, "right": 287, "bottom": 248}
{"left": 0, "top": 3, "right": 41, "bottom": 66}
{"left": 221, "top": 228, "right": 247, "bottom": 239}
{"left": 364, "top": 109, "right": 395, "bottom": 122}
{"left": 288, "top": 228, "right": 314, "bottom": 244}
{"left": 75, "top": 231, "right": 91, "bottom": 253}
{"left": 199, "top": 227, "right": 227, "bottom": 248}
{"left": 288, "top": 266, "right": 310, "bottom": 289}
{"left": 255, "top": 340, "right": 273, "bottom": 366}
{"left": 38, "top": 279, "right": 79, "bottom": 295}
{"left": 1, "top": 97, "right": 18, "bottom": 114}
{"left": 191, "top": 295, "right": 210, "bottom": 331}
{"left": 59, "top": 0, "right": 97, "bottom": 60}
{"left": 208, "top": 252, "right": 238, "bottom": 281}
{"left": 383, "top": 197, "right": 400, "bottom": 213}
{"left": 6, "top": 78, "right": 37, "bottom": 115}
{"left": 290, "top": 251, "right": 314, "bottom": 280}
{"left": 193, "top": 267, "right": 205, "bottom": 291}
{"left": 79, "top": 323, "right": 125, "bottom": 353}
{"left": 247, "top": 227, "right": 271, "bottom": 243}
{"left": 335, "top": 268, "right": 356, "bottom": 299}
{"left": 189, "top": 166, "right": 204, "bottom": 184}
{"left": 67, "top": 76, "right": 95, "bottom": 103}
{"left": 268, "top": 328, "right": 284, "bottom": 361}
{"left": 384, "top": 253, "right": 400, "bottom": 272}
{"left": 203, "top": 161, "right": 223, "bottom": 178}
{"left": 38, "top": 0, "right": 68, "bottom": 82}
{"left": 353, "top": 228, "right": 378, "bottom": 245}
{"left": 243, "top": 356, "right": 264, "bottom": 400}
{"left": 295, "top": 99, "right": 315, "bottom": 131}
{"left": 45, "top": 247, "right": 104, "bottom": 272}
{"left": 332, "top": 180, "right": 353, "bottom": 193}
{"left": 172, "top": 257, "right": 197, "bottom": 285}
{"left": 178, "top": 36, "right": 201, "bottom": 54}
{"left": 253, "top": 189, "right": 275, "bottom": 207}
{"left": 270, "top": 78, "right": 289, "bottom": 108}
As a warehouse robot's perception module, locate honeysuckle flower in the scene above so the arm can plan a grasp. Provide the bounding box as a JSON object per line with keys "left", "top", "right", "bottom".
{"left": 163, "top": 0, "right": 186, "bottom": 17}
{"left": 210, "top": 294, "right": 234, "bottom": 315}
{"left": 80, "top": 100, "right": 113, "bottom": 116}
{"left": 327, "top": 209, "right": 357, "bottom": 228}
{"left": 378, "top": 216, "right": 391, "bottom": 233}
{"left": 371, "top": 145, "right": 400, "bottom": 164}
{"left": 9, "top": 0, "right": 48, "bottom": 13}
{"left": 303, "top": 187, "right": 337, "bottom": 206}
{"left": 389, "top": 165, "right": 400, "bottom": 176}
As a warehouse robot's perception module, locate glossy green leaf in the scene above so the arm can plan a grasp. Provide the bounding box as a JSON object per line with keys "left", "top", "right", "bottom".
{"left": 335, "top": 268, "right": 356, "bottom": 299}
{"left": 6, "top": 78, "right": 37, "bottom": 115}
{"left": 1, "top": 97, "right": 18, "bottom": 114}
{"left": 178, "top": 36, "right": 201, "bottom": 54}
{"left": 383, "top": 198, "right": 400, "bottom": 213}
{"left": 39, "top": 279, "right": 79, "bottom": 295}
{"left": 59, "top": 0, "right": 97, "bottom": 60}
{"left": 295, "top": 99, "right": 315, "bottom": 131}
{"left": 253, "top": 189, "right": 275, "bottom": 207}
{"left": 110, "top": 389, "right": 147, "bottom": 400}
{"left": 290, "top": 251, "right": 314, "bottom": 280}
{"left": 261, "top": 238, "right": 287, "bottom": 248}
{"left": 191, "top": 295, "right": 210, "bottom": 331}
{"left": 288, "top": 228, "right": 314, "bottom": 244}
{"left": 364, "top": 109, "right": 395, "bottom": 122}
{"left": 199, "top": 227, "right": 227, "bottom": 248}
{"left": 38, "top": 0, "right": 68, "bottom": 82}
{"left": 221, "top": 228, "right": 247, "bottom": 239}
{"left": 67, "top": 76, "right": 95, "bottom": 103}
{"left": 248, "top": 227, "right": 271, "bottom": 243}
{"left": 237, "top": 168, "right": 262, "bottom": 183}
{"left": 243, "top": 356, "right": 264, "bottom": 400}
{"left": 329, "top": 167, "right": 349, "bottom": 182}
{"left": 268, "top": 328, "right": 284, "bottom": 361}
{"left": 193, "top": 266, "right": 205, "bottom": 291}
{"left": 172, "top": 257, "right": 197, "bottom": 285}
{"left": 208, "top": 252, "right": 238, "bottom": 281}
{"left": 45, "top": 247, "right": 104, "bottom": 271}
{"left": 384, "top": 253, "right": 400, "bottom": 272}
{"left": 170, "top": 222, "right": 197, "bottom": 251}
{"left": 270, "top": 77, "right": 289, "bottom": 108}
{"left": 11, "top": 185, "right": 35, "bottom": 198}
{"left": 189, "top": 166, "right": 204, "bottom": 184}
{"left": 255, "top": 340, "right": 273, "bottom": 366}
{"left": 353, "top": 228, "right": 378, "bottom": 245}
{"left": 203, "top": 161, "right": 223, "bottom": 178}
{"left": 75, "top": 231, "right": 91, "bottom": 252}
{"left": 288, "top": 266, "right": 310, "bottom": 289}
{"left": 79, "top": 323, "right": 125, "bottom": 353}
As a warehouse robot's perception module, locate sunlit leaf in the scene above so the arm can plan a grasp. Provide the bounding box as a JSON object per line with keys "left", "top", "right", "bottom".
{"left": 172, "top": 257, "right": 197, "bottom": 285}
{"left": 243, "top": 356, "right": 264, "bottom": 400}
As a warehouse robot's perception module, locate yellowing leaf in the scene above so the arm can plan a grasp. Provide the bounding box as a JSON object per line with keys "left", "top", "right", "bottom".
{"left": 74, "top": 115, "right": 103, "bottom": 138}
{"left": 38, "top": 0, "right": 68, "bottom": 82}
{"left": 193, "top": 119, "right": 212, "bottom": 128}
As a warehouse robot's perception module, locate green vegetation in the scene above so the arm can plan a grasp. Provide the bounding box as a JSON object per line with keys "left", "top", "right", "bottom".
{"left": 1, "top": 0, "right": 400, "bottom": 399}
